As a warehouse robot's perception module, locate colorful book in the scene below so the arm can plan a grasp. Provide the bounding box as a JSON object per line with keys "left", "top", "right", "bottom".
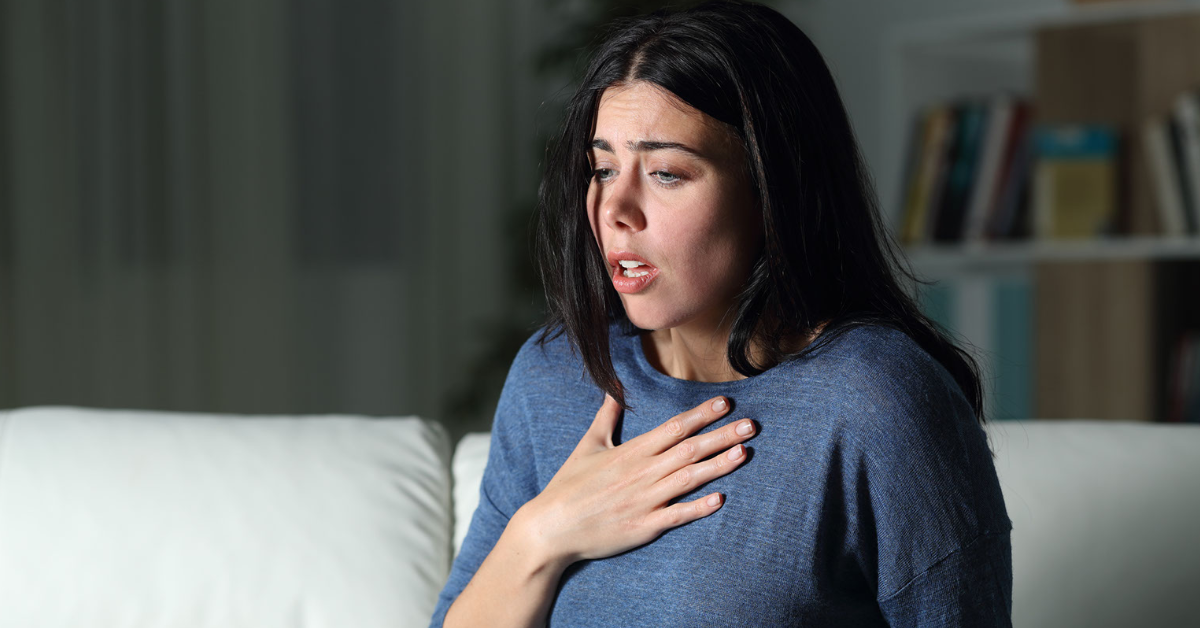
{"left": 1032, "top": 124, "right": 1119, "bottom": 239}
{"left": 988, "top": 122, "right": 1036, "bottom": 240}
{"left": 963, "top": 95, "right": 1016, "bottom": 243}
{"left": 900, "top": 106, "right": 958, "bottom": 246}
{"left": 934, "top": 101, "right": 988, "bottom": 243}
{"left": 899, "top": 108, "right": 936, "bottom": 245}
{"left": 922, "top": 104, "right": 962, "bottom": 244}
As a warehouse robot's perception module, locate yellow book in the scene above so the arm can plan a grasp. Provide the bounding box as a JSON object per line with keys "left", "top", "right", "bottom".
{"left": 1032, "top": 124, "right": 1118, "bottom": 239}
{"left": 901, "top": 106, "right": 954, "bottom": 245}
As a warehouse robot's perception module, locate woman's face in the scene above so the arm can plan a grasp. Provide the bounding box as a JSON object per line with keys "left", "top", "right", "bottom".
{"left": 587, "top": 81, "right": 761, "bottom": 334}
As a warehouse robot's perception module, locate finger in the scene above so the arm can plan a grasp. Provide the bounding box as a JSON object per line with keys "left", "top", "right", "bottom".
{"left": 647, "top": 492, "right": 724, "bottom": 531}
{"left": 653, "top": 442, "right": 747, "bottom": 500}
{"left": 585, "top": 394, "right": 622, "bottom": 449}
{"left": 638, "top": 396, "right": 730, "bottom": 455}
{"left": 654, "top": 418, "right": 756, "bottom": 475}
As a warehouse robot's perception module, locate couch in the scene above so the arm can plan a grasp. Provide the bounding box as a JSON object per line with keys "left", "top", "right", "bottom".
{"left": 0, "top": 406, "right": 1196, "bottom": 627}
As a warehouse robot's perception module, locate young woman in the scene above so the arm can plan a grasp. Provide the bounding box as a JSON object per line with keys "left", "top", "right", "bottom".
{"left": 432, "top": 2, "right": 1012, "bottom": 626}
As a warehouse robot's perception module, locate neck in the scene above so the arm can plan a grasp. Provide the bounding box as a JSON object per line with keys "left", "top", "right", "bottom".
{"left": 644, "top": 323, "right": 741, "bottom": 383}
{"left": 641, "top": 319, "right": 827, "bottom": 383}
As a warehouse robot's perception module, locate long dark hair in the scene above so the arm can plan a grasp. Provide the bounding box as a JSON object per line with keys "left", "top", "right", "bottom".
{"left": 535, "top": 0, "right": 986, "bottom": 424}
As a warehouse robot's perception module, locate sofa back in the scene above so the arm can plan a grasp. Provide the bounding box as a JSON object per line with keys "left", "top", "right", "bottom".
{"left": 0, "top": 406, "right": 453, "bottom": 628}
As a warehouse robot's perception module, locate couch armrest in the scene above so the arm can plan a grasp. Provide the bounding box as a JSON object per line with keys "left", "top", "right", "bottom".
{"left": 0, "top": 406, "right": 453, "bottom": 628}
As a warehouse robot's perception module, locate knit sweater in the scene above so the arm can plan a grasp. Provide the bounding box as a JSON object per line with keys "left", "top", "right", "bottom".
{"left": 430, "top": 323, "right": 1013, "bottom": 626}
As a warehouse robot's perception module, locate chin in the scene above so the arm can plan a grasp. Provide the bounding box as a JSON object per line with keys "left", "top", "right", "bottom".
{"left": 621, "top": 303, "right": 685, "bottom": 332}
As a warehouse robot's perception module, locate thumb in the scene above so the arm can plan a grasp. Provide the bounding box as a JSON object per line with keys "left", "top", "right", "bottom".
{"left": 588, "top": 393, "right": 622, "bottom": 449}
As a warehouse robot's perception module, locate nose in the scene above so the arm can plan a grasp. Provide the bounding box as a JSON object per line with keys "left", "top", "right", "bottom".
{"left": 599, "top": 170, "right": 647, "bottom": 233}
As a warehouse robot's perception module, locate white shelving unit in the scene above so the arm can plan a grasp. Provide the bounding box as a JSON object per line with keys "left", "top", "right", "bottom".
{"left": 879, "top": 0, "right": 1200, "bottom": 279}
{"left": 903, "top": 236, "right": 1200, "bottom": 277}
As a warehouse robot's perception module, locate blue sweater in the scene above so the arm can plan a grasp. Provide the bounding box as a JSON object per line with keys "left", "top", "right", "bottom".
{"left": 430, "top": 324, "right": 1013, "bottom": 626}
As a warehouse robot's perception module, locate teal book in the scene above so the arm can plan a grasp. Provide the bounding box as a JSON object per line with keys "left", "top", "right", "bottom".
{"left": 915, "top": 275, "right": 1032, "bottom": 421}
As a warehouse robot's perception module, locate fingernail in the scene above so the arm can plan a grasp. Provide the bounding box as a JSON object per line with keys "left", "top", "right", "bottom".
{"left": 707, "top": 494, "right": 721, "bottom": 507}
{"left": 712, "top": 398, "right": 727, "bottom": 412}
{"left": 727, "top": 444, "right": 744, "bottom": 460}
{"left": 736, "top": 420, "right": 754, "bottom": 436}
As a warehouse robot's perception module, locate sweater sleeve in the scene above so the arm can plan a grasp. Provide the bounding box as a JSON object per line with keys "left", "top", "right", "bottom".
{"left": 877, "top": 530, "right": 1012, "bottom": 627}
{"left": 428, "top": 340, "right": 544, "bottom": 628}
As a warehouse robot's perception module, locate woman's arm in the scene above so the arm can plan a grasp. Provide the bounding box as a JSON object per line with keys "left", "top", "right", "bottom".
{"left": 441, "top": 505, "right": 570, "bottom": 628}
{"left": 877, "top": 530, "right": 1012, "bottom": 626}
{"left": 440, "top": 394, "right": 757, "bottom": 628}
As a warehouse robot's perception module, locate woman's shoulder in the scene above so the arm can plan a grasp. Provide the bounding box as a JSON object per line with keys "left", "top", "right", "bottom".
{"left": 793, "top": 323, "right": 950, "bottom": 389}
{"left": 501, "top": 326, "right": 592, "bottom": 394}
{"left": 790, "top": 323, "right": 975, "bottom": 435}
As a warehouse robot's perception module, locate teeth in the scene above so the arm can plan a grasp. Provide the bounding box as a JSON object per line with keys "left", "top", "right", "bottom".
{"left": 618, "top": 260, "right": 646, "bottom": 269}
{"left": 622, "top": 269, "right": 650, "bottom": 278}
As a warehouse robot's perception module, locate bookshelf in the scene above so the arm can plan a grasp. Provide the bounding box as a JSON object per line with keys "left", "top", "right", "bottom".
{"left": 881, "top": 0, "right": 1200, "bottom": 229}
{"left": 880, "top": 0, "right": 1200, "bottom": 423}
{"left": 904, "top": 236, "right": 1200, "bottom": 276}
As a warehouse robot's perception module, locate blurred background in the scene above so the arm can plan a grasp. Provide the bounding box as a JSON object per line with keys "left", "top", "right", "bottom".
{"left": 4, "top": 0, "right": 1200, "bottom": 445}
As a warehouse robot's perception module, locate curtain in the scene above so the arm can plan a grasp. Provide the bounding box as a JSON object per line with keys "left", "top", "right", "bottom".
{"left": 0, "top": 0, "right": 537, "bottom": 433}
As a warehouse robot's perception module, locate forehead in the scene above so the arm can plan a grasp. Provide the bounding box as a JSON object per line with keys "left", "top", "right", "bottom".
{"left": 593, "top": 82, "right": 735, "bottom": 149}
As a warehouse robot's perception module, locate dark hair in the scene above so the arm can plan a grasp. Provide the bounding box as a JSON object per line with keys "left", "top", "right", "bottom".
{"left": 534, "top": 0, "right": 986, "bottom": 424}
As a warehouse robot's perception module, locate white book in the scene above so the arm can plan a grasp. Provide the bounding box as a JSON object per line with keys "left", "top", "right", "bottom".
{"left": 963, "top": 95, "right": 1014, "bottom": 243}
{"left": 1173, "top": 91, "right": 1200, "bottom": 233}
{"left": 1143, "top": 117, "right": 1187, "bottom": 237}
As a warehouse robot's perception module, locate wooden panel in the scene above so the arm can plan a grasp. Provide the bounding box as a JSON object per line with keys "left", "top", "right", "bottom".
{"left": 1034, "top": 259, "right": 1154, "bottom": 420}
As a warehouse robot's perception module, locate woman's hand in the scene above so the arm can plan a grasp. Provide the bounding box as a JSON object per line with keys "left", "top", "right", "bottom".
{"left": 513, "top": 394, "right": 755, "bottom": 567}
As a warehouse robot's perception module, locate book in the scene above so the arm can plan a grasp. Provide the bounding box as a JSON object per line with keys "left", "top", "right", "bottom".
{"left": 1032, "top": 124, "right": 1119, "bottom": 239}
{"left": 899, "top": 105, "right": 958, "bottom": 246}
{"left": 988, "top": 122, "right": 1035, "bottom": 240}
{"left": 1143, "top": 116, "right": 1190, "bottom": 236}
{"left": 900, "top": 107, "right": 942, "bottom": 245}
{"left": 898, "top": 108, "right": 930, "bottom": 245}
{"left": 1167, "top": 332, "right": 1197, "bottom": 423}
{"left": 1188, "top": 334, "right": 1200, "bottom": 423}
{"left": 963, "top": 95, "right": 1016, "bottom": 243}
{"left": 922, "top": 104, "right": 962, "bottom": 244}
{"left": 1172, "top": 90, "right": 1200, "bottom": 233}
{"left": 914, "top": 274, "right": 1032, "bottom": 421}
{"left": 934, "top": 100, "right": 988, "bottom": 243}
{"left": 1168, "top": 116, "right": 1196, "bottom": 234}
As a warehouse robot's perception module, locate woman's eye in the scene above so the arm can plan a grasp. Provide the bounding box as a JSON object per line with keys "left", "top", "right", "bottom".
{"left": 592, "top": 168, "right": 616, "bottom": 182}
{"left": 651, "top": 170, "right": 681, "bottom": 185}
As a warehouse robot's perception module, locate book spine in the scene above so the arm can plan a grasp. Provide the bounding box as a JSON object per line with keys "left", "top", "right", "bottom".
{"left": 991, "top": 125, "right": 1036, "bottom": 240}
{"left": 1143, "top": 117, "right": 1189, "bottom": 237}
{"left": 899, "top": 108, "right": 932, "bottom": 245}
{"left": 1172, "top": 91, "right": 1200, "bottom": 234}
{"left": 964, "top": 96, "right": 1015, "bottom": 243}
{"left": 935, "top": 101, "right": 987, "bottom": 243}
{"left": 1168, "top": 116, "right": 1196, "bottom": 234}
{"left": 921, "top": 105, "right": 960, "bottom": 244}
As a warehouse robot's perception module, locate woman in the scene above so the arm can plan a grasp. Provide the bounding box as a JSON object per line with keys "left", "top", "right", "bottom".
{"left": 432, "top": 1, "right": 1012, "bottom": 626}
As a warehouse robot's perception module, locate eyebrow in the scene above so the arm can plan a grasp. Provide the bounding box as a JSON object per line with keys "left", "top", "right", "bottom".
{"left": 590, "top": 138, "right": 708, "bottom": 160}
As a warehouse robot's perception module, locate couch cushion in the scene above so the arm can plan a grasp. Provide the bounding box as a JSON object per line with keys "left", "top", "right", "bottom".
{"left": 0, "top": 406, "right": 452, "bottom": 628}
{"left": 451, "top": 432, "right": 492, "bottom": 557}
{"left": 986, "top": 420, "right": 1200, "bottom": 628}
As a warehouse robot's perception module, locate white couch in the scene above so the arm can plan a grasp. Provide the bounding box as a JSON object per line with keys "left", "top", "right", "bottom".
{"left": 0, "top": 406, "right": 1197, "bottom": 628}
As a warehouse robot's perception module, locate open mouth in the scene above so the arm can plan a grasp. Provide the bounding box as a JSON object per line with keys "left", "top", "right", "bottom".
{"left": 618, "top": 260, "right": 652, "bottom": 278}
{"left": 607, "top": 252, "right": 659, "bottom": 294}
